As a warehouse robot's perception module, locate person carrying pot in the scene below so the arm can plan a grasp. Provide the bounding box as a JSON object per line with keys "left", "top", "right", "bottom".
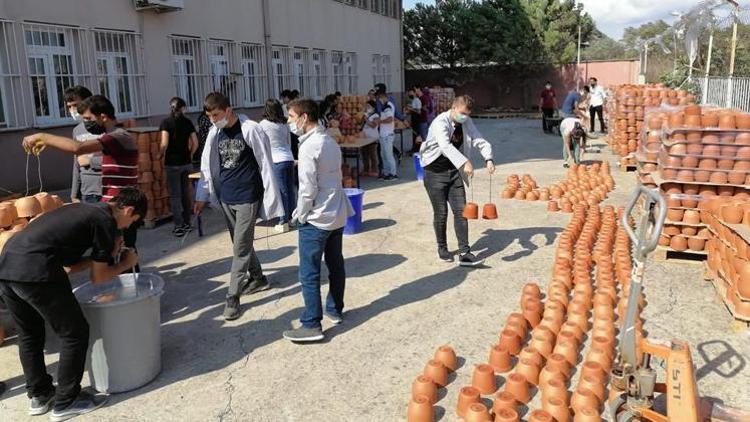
{"left": 0, "top": 188, "right": 146, "bottom": 420}
{"left": 419, "top": 95, "right": 494, "bottom": 266}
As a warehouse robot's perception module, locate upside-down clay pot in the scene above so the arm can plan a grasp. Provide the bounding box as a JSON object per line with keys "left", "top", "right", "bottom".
{"left": 571, "top": 387, "right": 601, "bottom": 413}
{"left": 503, "top": 373, "right": 531, "bottom": 403}
{"left": 530, "top": 331, "right": 554, "bottom": 359}
{"left": 528, "top": 409, "right": 555, "bottom": 422}
{"left": 505, "top": 321, "right": 527, "bottom": 341}
{"left": 545, "top": 353, "right": 572, "bottom": 379}
{"left": 515, "top": 358, "right": 540, "bottom": 385}
{"left": 472, "top": 364, "right": 498, "bottom": 394}
{"left": 494, "top": 407, "right": 520, "bottom": 422}
{"left": 591, "top": 336, "right": 615, "bottom": 358}
{"left": 507, "top": 312, "right": 528, "bottom": 330}
{"left": 34, "top": 192, "right": 58, "bottom": 213}
{"left": 483, "top": 203, "right": 498, "bottom": 220}
{"left": 548, "top": 200, "right": 560, "bottom": 212}
{"left": 580, "top": 361, "right": 607, "bottom": 382}
{"left": 434, "top": 345, "right": 458, "bottom": 372}
{"left": 489, "top": 344, "right": 513, "bottom": 373}
{"left": 412, "top": 375, "right": 438, "bottom": 404}
{"left": 423, "top": 359, "right": 448, "bottom": 387}
{"left": 523, "top": 301, "right": 544, "bottom": 328}
{"left": 573, "top": 406, "right": 602, "bottom": 422}
{"left": 557, "top": 331, "right": 580, "bottom": 351}
{"left": 492, "top": 390, "right": 518, "bottom": 414}
{"left": 0, "top": 204, "right": 17, "bottom": 228}
{"left": 544, "top": 396, "right": 572, "bottom": 422}
{"left": 464, "top": 402, "right": 492, "bottom": 422}
{"left": 539, "top": 365, "right": 566, "bottom": 391}
{"left": 518, "top": 346, "right": 545, "bottom": 368}
{"left": 553, "top": 340, "right": 579, "bottom": 367}
{"left": 15, "top": 196, "right": 42, "bottom": 218}
{"left": 542, "top": 376, "right": 570, "bottom": 405}
{"left": 456, "top": 386, "right": 481, "bottom": 418}
{"left": 567, "top": 311, "right": 590, "bottom": 333}
{"left": 499, "top": 329, "right": 522, "bottom": 355}
{"left": 578, "top": 374, "right": 606, "bottom": 402}
{"left": 463, "top": 202, "right": 479, "bottom": 219}
{"left": 407, "top": 394, "right": 434, "bottom": 422}
{"left": 560, "top": 321, "right": 585, "bottom": 343}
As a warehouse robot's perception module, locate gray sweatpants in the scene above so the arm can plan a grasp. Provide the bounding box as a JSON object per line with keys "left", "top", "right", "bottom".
{"left": 219, "top": 201, "right": 264, "bottom": 297}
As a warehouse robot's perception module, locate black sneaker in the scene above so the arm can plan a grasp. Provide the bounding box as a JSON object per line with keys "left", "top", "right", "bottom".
{"left": 49, "top": 391, "right": 107, "bottom": 422}
{"left": 180, "top": 223, "right": 193, "bottom": 232}
{"left": 223, "top": 296, "right": 241, "bottom": 321}
{"left": 324, "top": 311, "right": 343, "bottom": 325}
{"left": 28, "top": 391, "right": 55, "bottom": 416}
{"left": 459, "top": 252, "right": 484, "bottom": 267}
{"left": 438, "top": 247, "right": 454, "bottom": 263}
{"left": 283, "top": 326, "right": 324, "bottom": 343}
{"left": 242, "top": 277, "right": 271, "bottom": 295}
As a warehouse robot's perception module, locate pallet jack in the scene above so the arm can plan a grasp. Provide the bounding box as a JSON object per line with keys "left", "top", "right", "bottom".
{"left": 608, "top": 186, "right": 749, "bottom": 422}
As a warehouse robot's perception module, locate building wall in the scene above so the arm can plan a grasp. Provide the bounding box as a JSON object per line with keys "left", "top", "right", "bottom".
{"left": 0, "top": 0, "right": 403, "bottom": 194}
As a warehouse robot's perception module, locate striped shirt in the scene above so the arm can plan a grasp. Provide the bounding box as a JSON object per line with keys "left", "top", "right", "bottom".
{"left": 99, "top": 129, "right": 138, "bottom": 200}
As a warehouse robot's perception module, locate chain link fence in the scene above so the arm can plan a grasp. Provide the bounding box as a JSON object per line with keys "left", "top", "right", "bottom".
{"left": 698, "top": 76, "right": 750, "bottom": 111}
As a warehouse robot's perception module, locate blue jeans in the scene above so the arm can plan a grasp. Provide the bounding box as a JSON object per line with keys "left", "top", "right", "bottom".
{"left": 379, "top": 133, "right": 397, "bottom": 176}
{"left": 298, "top": 223, "right": 346, "bottom": 329}
{"left": 273, "top": 161, "right": 295, "bottom": 224}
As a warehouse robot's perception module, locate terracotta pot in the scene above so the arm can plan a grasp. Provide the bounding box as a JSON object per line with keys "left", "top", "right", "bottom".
{"left": 542, "top": 375, "right": 569, "bottom": 404}
{"left": 567, "top": 311, "right": 590, "bottom": 332}
{"left": 684, "top": 115, "right": 701, "bottom": 128}
{"left": 34, "top": 192, "right": 58, "bottom": 213}
{"left": 503, "top": 373, "right": 530, "bottom": 403}
{"left": 505, "top": 321, "right": 526, "bottom": 342}
{"left": 483, "top": 203, "right": 498, "bottom": 220}
{"left": 489, "top": 344, "right": 513, "bottom": 373}
{"left": 412, "top": 375, "right": 438, "bottom": 404}
{"left": 548, "top": 200, "right": 560, "bottom": 212}
{"left": 423, "top": 359, "right": 448, "bottom": 387}
{"left": 578, "top": 373, "right": 606, "bottom": 403}
{"left": 463, "top": 202, "right": 479, "bottom": 219}
{"left": 738, "top": 262, "right": 750, "bottom": 299}
{"left": 507, "top": 312, "right": 528, "bottom": 329}
{"left": 523, "top": 304, "right": 543, "bottom": 328}
{"left": 528, "top": 409, "right": 555, "bottom": 422}
{"left": 571, "top": 387, "right": 601, "bottom": 413}
{"left": 493, "top": 407, "right": 520, "bottom": 422}
{"left": 702, "top": 114, "right": 720, "bottom": 127}
{"left": 0, "top": 204, "right": 17, "bottom": 228}
{"left": 515, "top": 358, "right": 540, "bottom": 385}
{"left": 456, "top": 386, "right": 481, "bottom": 418}
{"left": 573, "top": 406, "right": 602, "bottom": 422}
{"left": 721, "top": 204, "right": 744, "bottom": 224}
{"left": 499, "top": 329, "right": 522, "bottom": 355}
{"left": 539, "top": 315, "right": 562, "bottom": 334}
{"left": 544, "top": 396, "right": 571, "bottom": 422}
{"left": 472, "top": 364, "right": 498, "bottom": 394}
{"left": 560, "top": 321, "right": 584, "bottom": 343}
{"left": 719, "top": 114, "right": 737, "bottom": 130}
{"left": 492, "top": 390, "right": 518, "bottom": 414}
{"left": 586, "top": 348, "right": 612, "bottom": 372}
{"left": 580, "top": 361, "right": 607, "bottom": 383}
{"left": 15, "top": 196, "right": 42, "bottom": 218}
{"left": 737, "top": 113, "right": 750, "bottom": 129}
{"left": 433, "top": 345, "right": 458, "bottom": 372}
{"left": 553, "top": 340, "right": 579, "bottom": 367}
{"left": 518, "top": 346, "right": 544, "bottom": 368}
{"left": 407, "top": 394, "right": 434, "bottom": 422}
{"left": 464, "top": 403, "right": 492, "bottom": 422}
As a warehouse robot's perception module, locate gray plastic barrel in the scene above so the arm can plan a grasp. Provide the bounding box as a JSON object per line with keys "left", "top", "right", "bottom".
{"left": 73, "top": 273, "right": 164, "bottom": 393}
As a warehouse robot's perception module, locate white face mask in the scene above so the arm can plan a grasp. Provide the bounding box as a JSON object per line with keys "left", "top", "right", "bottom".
{"left": 69, "top": 107, "right": 82, "bottom": 122}
{"left": 288, "top": 116, "right": 306, "bottom": 136}
{"left": 213, "top": 116, "right": 229, "bottom": 130}
{"left": 452, "top": 112, "right": 469, "bottom": 124}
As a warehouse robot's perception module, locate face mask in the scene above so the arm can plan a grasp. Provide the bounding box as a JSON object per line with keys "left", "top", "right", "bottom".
{"left": 84, "top": 120, "right": 106, "bottom": 134}
{"left": 289, "top": 116, "right": 306, "bottom": 136}
{"left": 453, "top": 113, "right": 469, "bottom": 124}
{"left": 545, "top": 85, "right": 552, "bottom": 90}
{"left": 69, "top": 108, "right": 82, "bottom": 122}
{"left": 213, "top": 117, "right": 228, "bottom": 130}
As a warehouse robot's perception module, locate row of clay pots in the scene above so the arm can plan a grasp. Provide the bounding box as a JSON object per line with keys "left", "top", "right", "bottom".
{"left": 463, "top": 201, "right": 498, "bottom": 220}
{"left": 660, "top": 167, "right": 750, "bottom": 185}
{"left": 407, "top": 346, "right": 459, "bottom": 421}
{"left": 661, "top": 182, "right": 747, "bottom": 206}
{"left": 706, "top": 238, "right": 750, "bottom": 318}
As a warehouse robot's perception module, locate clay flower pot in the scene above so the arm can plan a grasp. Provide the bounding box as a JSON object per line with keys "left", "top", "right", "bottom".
{"left": 489, "top": 344, "right": 513, "bottom": 373}
{"left": 548, "top": 200, "right": 560, "bottom": 212}
{"left": 434, "top": 345, "right": 458, "bottom": 372}
{"left": 492, "top": 390, "right": 518, "bottom": 414}
{"left": 0, "top": 204, "right": 17, "bottom": 228}
{"left": 494, "top": 407, "right": 520, "bottom": 422}
{"left": 15, "top": 196, "right": 42, "bottom": 218}
{"left": 518, "top": 346, "right": 544, "bottom": 368}
{"left": 567, "top": 311, "right": 590, "bottom": 333}
{"left": 557, "top": 331, "right": 580, "bottom": 351}
{"left": 507, "top": 312, "right": 528, "bottom": 329}
{"left": 464, "top": 402, "right": 492, "bottom": 422}
{"left": 571, "top": 387, "right": 601, "bottom": 413}
{"left": 515, "top": 358, "right": 540, "bottom": 385}
{"left": 530, "top": 331, "right": 554, "bottom": 358}
{"left": 504, "top": 321, "right": 527, "bottom": 343}
{"left": 412, "top": 375, "right": 438, "bottom": 404}
{"left": 528, "top": 409, "right": 555, "bottom": 422}
{"left": 407, "top": 394, "right": 434, "bottom": 422}
{"left": 553, "top": 340, "right": 579, "bottom": 366}
{"left": 544, "top": 396, "right": 572, "bottom": 422}
{"left": 483, "top": 203, "right": 498, "bottom": 220}
{"left": 573, "top": 406, "right": 602, "bottom": 422}
{"left": 523, "top": 304, "right": 543, "bottom": 328}
{"left": 463, "top": 202, "right": 479, "bottom": 219}
{"left": 539, "top": 365, "right": 566, "bottom": 391}
{"left": 542, "top": 376, "right": 570, "bottom": 405}
{"left": 578, "top": 374, "right": 606, "bottom": 402}
{"left": 499, "top": 329, "right": 522, "bottom": 355}
{"left": 503, "top": 373, "right": 531, "bottom": 403}
{"left": 456, "top": 386, "right": 481, "bottom": 418}
{"left": 472, "top": 364, "right": 498, "bottom": 394}
{"left": 423, "top": 359, "right": 448, "bottom": 387}
{"left": 544, "top": 353, "right": 572, "bottom": 379}
{"left": 580, "top": 361, "right": 607, "bottom": 382}
{"left": 560, "top": 321, "right": 584, "bottom": 343}
{"left": 34, "top": 192, "right": 58, "bottom": 213}
{"left": 591, "top": 336, "right": 614, "bottom": 358}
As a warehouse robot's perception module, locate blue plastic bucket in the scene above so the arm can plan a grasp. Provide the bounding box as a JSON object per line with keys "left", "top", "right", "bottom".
{"left": 343, "top": 188, "right": 365, "bottom": 235}
{"left": 414, "top": 154, "right": 424, "bottom": 181}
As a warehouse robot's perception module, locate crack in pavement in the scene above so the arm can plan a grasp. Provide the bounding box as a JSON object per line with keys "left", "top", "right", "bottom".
{"left": 217, "top": 329, "right": 252, "bottom": 422}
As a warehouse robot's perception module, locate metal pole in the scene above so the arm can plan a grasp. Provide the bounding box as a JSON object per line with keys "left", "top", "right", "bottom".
{"left": 576, "top": 24, "right": 581, "bottom": 90}
{"left": 703, "top": 32, "right": 713, "bottom": 105}
{"left": 261, "top": 0, "right": 274, "bottom": 100}
{"left": 644, "top": 42, "right": 649, "bottom": 75}
{"left": 673, "top": 32, "right": 678, "bottom": 72}
{"left": 728, "top": 7, "right": 739, "bottom": 108}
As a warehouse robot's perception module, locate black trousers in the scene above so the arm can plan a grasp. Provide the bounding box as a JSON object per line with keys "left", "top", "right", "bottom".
{"left": 423, "top": 167, "right": 470, "bottom": 254}
{"left": 590, "top": 105, "right": 606, "bottom": 132}
{"left": 0, "top": 276, "right": 89, "bottom": 410}
{"left": 542, "top": 108, "right": 555, "bottom": 132}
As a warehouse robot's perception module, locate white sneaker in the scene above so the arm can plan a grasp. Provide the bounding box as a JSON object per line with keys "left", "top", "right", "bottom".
{"left": 274, "top": 223, "right": 289, "bottom": 233}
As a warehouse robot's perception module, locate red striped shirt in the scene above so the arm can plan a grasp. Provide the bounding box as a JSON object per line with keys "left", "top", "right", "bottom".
{"left": 98, "top": 129, "right": 138, "bottom": 200}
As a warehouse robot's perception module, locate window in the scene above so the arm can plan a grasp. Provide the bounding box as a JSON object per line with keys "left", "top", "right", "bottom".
{"left": 241, "top": 43, "right": 266, "bottom": 107}
{"left": 23, "top": 23, "right": 91, "bottom": 125}
{"left": 371, "top": 0, "right": 380, "bottom": 13}
{"left": 358, "top": 0, "right": 369, "bottom": 9}
{"left": 307, "top": 50, "right": 327, "bottom": 100}
{"left": 271, "top": 46, "right": 292, "bottom": 98}
{"left": 0, "top": 20, "right": 28, "bottom": 129}
{"left": 372, "top": 54, "right": 391, "bottom": 87}
{"left": 93, "top": 30, "right": 146, "bottom": 117}
{"left": 293, "top": 48, "right": 307, "bottom": 96}
{"left": 331, "top": 51, "right": 344, "bottom": 93}
{"left": 372, "top": 54, "right": 380, "bottom": 85}
{"left": 344, "top": 52, "right": 357, "bottom": 94}
{"left": 207, "top": 39, "right": 239, "bottom": 106}
{"left": 170, "top": 36, "right": 205, "bottom": 111}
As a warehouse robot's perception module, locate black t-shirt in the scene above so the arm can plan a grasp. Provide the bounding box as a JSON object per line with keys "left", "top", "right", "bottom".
{"left": 159, "top": 114, "right": 196, "bottom": 166}
{"left": 217, "top": 119, "right": 264, "bottom": 205}
{"left": 0, "top": 203, "right": 117, "bottom": 283}
{"left": 426, "top": 123, "right": 464, "bottom": 172}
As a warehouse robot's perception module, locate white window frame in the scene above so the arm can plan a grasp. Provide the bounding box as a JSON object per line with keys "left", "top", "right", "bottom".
{"left": 331, "top": 51, "right": 344, "bottom": 93}
{"left": 207, "top": 39, "right": 240, "bottom": 107}
{"left": 293, "top": 48, "right": 307, "bottom": 96}
{"left": 271, "top": 46, "right": 292, "bottom": 99}
{"left": 241, "top": 43, "right": 266, "bottom": 107}
{"left": 344, "top": 52, "right": 357, "bottom": 94}
{"left": 0, "top": 19, "right": 29, "bottom": 130}
{"left": 92, "top": 30, "right": 146, "bottom": 118}
{"left": 170, "top": 36, "right": 206, "bottom": 112}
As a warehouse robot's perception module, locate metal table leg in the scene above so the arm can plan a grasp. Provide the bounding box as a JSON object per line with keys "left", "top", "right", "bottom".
{"left": 356, "top": 150, "right": 361, "bottom": 188}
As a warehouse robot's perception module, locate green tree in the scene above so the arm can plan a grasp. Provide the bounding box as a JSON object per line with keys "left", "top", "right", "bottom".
{"left": 581, "top": 36, "right": 631, "bottom": 61}
{"left": 403, "top": 1, "right": 474, "bottom": 69}
{"left": 522, "top": 0, "right": 596, "bottom": 65}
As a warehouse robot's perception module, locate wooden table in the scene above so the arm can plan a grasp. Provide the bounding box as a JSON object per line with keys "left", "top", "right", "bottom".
{"left": 340, "top": 138, "right": 377, "bottom": 188}
{"left": 188, "top": 172, "right": 204, "bottom": 237}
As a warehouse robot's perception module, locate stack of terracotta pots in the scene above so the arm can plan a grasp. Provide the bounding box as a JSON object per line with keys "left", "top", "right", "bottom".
{"left": 702, "top": 197, "right": 750, "bottom": 320}
{"left": 133, "top": 129, "right": 170, "bottom": 223}
{"left": 407, "top": 345, "right": 459, "bottom": 422}
{"left": 340, "top": 164, "right": 357, "bottom": 188}
{"left": 430, "top": 87, "right": 455, "bottom": 115}
{"left": 636, "top": 108, "right": 668, "bottom": 188}
{"left": 500, "top": 163, "right": 615, "bottom": 213}
{"left": 0, "top": 193, "right": 66, "bottom": 252}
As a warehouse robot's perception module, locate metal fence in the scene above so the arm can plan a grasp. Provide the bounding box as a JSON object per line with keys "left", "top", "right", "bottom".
{"left": 698, "top": 76, "right": 750, "bottom": 111}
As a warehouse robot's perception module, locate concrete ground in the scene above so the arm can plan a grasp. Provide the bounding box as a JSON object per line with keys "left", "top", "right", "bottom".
{"left": 0, "top": 119, "right": 748, "bottom": 421}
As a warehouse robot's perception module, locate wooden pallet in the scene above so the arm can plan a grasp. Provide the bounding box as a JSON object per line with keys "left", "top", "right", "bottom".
{"left": 652, "top": 245, "right": 707, "bottom": 264}
{"left": 703, "top": 263, "right": 750, "bottom": 330}
{"left": 143, "top": 213, "right": 172, "bottom": 229}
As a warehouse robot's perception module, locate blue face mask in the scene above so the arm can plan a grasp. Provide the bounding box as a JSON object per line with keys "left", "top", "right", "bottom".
{"left": 453, "top": 113, "right": 469, "bottom": 124}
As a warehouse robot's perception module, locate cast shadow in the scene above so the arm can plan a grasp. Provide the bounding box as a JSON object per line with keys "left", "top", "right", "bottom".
{"left": 357, "top": 218, "right": 397, "bottom": 234}
{"left": 471, "top": 227, "right": 561, "bottom": 263}
{"left": 695, "top": 339, "right": 746, "bottom": 380}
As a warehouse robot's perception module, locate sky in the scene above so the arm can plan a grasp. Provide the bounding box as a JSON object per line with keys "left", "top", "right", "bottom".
{"left": 403, "top": 0, "right": 707, "bottom": 40}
